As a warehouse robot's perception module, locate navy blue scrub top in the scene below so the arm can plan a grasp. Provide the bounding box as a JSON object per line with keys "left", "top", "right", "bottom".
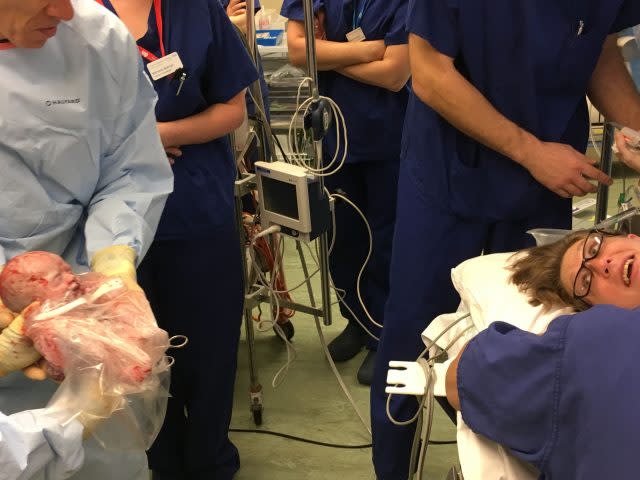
{"left": 280, "top": 0, "right": 410, "bottom": 164}
{"left": 219, "top": 0, "right": 271, "bottom": 121}
{"left": 102, "top": 0, "right": 259, "bottom": 239}
{"left": 405, "top": 0, "right": 640, "bottom": 223}
{"left": 459, "top": 306, "right": 640, "bottom": 480}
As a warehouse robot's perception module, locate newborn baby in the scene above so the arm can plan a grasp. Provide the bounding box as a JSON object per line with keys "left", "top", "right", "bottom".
{"left": 0, "top": 251, "right": 169, "bottom": 389}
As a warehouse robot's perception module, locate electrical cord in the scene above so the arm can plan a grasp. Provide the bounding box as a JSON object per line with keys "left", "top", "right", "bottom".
{"left": 229, "top": 428, "right": 456, "bottom": 448}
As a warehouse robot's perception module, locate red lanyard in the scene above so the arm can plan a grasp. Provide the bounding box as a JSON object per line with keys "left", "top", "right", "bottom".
{"left": 96, "top": 0, "right": 166, "bottom": 61}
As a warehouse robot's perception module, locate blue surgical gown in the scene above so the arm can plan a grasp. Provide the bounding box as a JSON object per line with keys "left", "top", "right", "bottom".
{"left": 280, "top": 0, "right": 409, "bottom": 164}
{"left": 405, "top": 0, "right": 640, "bottom": 222}
{"left": 0, "top": 410, "right": 84, "bottom": 480}
{"left": 0, "top": 0, "right": 173, "bottom": 270}
{"left": 100, "top": 0, "right": 259, "bottom": 239}
{"left": 459, "top": 306, "right": 640, "bottom": 479}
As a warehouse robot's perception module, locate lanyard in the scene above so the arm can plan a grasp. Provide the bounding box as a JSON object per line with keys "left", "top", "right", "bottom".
{"left": 96, "top": 0, "right": 166, "bottom": 60}
{"left": 352, "top": 0, "right": 371, "bottom": 31}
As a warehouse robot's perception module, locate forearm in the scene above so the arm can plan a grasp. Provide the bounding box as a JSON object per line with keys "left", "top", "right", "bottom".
{"left": 287, "top": 21, "right": 378, "bottom": 71}
{"left": 410, "top": 34, "right": 536, "bottom": 165}
{"left": 159, "top": 91, "right": 246, "bottom": 147}
{"left": 445, "top": 344, "right": 467, "bottom": 411}
{"left": 337, "top": 45, "right": 410, "bottom": 92}
{"left": 228, "top": 14, "right": 247, "bottom": 34}
{"left": 588, "top": 35, "right": 640, "bottom": 130}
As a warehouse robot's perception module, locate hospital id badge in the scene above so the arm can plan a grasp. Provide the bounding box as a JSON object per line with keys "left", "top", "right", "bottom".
{"left": 147, "top": 52, "right": 184, "bottom": 81}
{"left": 346, "top": 27, "right": 366, "bottom": 42}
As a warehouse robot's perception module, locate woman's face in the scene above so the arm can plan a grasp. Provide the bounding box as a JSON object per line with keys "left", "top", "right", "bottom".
{"left": 561, "top": 233, "right": 640, "bottom": 309}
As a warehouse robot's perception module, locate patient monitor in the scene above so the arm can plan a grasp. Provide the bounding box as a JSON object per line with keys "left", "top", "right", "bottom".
{"left": 255, "top": 161, "right": 330, "bottom": 242}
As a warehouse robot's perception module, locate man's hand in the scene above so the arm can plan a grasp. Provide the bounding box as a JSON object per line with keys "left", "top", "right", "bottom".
{"left": 226, "top": 0, "right": 246, "bottom": 17}
{"left": 518, "top": 140, "right": 613, "bottom": 198}
{"left": 314, "top": 9, "right": 326, "bottom": 40}
{"left": 615, "top": 131, "right": 640, "bottom": 172}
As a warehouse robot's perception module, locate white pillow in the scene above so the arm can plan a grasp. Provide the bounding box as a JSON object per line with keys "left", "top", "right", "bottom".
{"left": 450, "top": 252, "right": 574, "bottom": 334}
{"left": 423, "top": 252, "right": 574, "bottom": 480}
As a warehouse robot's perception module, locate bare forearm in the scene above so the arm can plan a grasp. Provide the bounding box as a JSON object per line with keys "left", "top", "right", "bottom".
{"left": 445, "top": 344, "right": 468, "bottom": 411}
{"left": 337, "top": 45, "right": 410, "bottom": 92}
{"left": 410, "top": 35, "right": 535, "bottom": 165}
{"left": 159, "top": 91, "right": 246, "bottom": 147}
{"left": 286, "top": 21, "right": 382, "bottom": 71}
{"left": 588, "top": 35, "right": 640, "bottom": 130}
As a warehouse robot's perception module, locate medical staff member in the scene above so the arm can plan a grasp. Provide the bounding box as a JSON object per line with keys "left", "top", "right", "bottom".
{"left": 0, "top": 0, "right": 173, "bottom": 479}
{"left": 371, "top": 1, "right": 640, "bottom": 478}
{"left": 281, "top": 0, "right": 410, "bottom": 385}
{"left": 94, "top": 0, "right": 258, "bottom": 478}
{"left": 446, "top": 306, "right": 640, "bottom": 479}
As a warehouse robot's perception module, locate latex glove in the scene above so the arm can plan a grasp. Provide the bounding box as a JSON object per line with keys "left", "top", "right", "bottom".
{"left": 90, "top": 245, "right": 141, "bottom": 292}
{"left": 615, "top": 131, "right": 640, "bottom": 172}
{"left": 0, "top": 298, "right": 13, "bottom": 330}
{"left": 0, "top": 308, "right": 42, "bottom": 377}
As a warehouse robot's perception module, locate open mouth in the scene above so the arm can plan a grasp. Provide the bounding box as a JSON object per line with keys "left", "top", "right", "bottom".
{"left": 624, "top": 257, "right": 635, "bottom": 286}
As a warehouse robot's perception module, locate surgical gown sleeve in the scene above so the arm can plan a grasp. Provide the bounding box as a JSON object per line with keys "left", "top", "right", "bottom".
{"left": 0, "top": 409, "right": 84, "bottom": 480}
{"left": 457, "top": 317, "right": 571, "bottom": 469}
{"left": 84, "top": 36, "right": 173, "bottom": 265}
{"left": 279, "top": 0, "right": 323, "bottom": 22}
{"left": 610, "top": 1, "right": 640, "bottom": 34}
{"left": 406, "top": 0, "right": 459, "bottom": 58}
{"left": 204, "top": 0, "right": 260, "bottom": 105}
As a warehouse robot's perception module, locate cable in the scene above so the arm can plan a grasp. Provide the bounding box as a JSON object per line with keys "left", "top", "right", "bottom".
{"left": 330, "top": 192, "right": 382, "bottom": 329}
{"left": 230, "top": 428, "right": 371, "bottom": 448}
{"left": 286, "top": 77, "right": 348, "bottom": 177}
{"left": 229, "top": 428, "right": 456, "bottom": 448}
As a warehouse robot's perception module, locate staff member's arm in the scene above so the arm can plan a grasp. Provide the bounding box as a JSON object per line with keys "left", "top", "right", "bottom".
{"left": 286, "top": 19, "right": 385, "bottom": 71}
{"left": 587, "top": 35, "right": 640, "bottom": 130}
{"left": 409, "top": 33, "right": 612, "bottom": 199}
{"left": 156, "top": 90, "right": 247, "bottom": 148}
{"left": 444, "top": 320, "right": 568, "bottom": 468}
{"left": 334, "top": 45, "right": 409, "bottom": 92}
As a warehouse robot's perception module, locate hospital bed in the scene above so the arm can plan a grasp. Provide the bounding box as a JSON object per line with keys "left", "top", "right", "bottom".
{"left": 384, "top": 206, "right": 640, "bottom": 479}
{"left": 386, "top": 249, "right": 573, "bottom": 480}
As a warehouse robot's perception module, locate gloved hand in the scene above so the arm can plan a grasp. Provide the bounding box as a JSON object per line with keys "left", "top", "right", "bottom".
{"left": 0, "top": 306, "right": 42, "bottom": 377}
{"left": 90, "top": 245, "right": 141, "bottom": 292}
{"left": 0, "top": 298, "right": 13, "bottom": 330}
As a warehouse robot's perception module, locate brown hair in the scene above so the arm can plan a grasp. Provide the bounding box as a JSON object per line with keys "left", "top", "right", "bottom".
{"left": 509, "top": 230, "right": 593, "bottom": 311}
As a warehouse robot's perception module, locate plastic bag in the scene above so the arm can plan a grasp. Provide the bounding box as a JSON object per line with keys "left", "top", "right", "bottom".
{"left": 0, "top": 252, "right": 175, "bottom": 450}
{"left": 30, "top": 277, "right": 173, "bottom": 449}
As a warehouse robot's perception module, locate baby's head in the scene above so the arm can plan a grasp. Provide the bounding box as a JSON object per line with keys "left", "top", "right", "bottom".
{"left": 0, "top": 251, "right": 80, "bottom": 312}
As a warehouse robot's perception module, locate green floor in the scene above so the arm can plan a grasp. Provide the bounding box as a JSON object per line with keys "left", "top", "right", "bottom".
{"left": 230, "top": 243, "right": 458, "bottom": 480}
{"left": 230, "top": 155, "right": 639, "bottom": 480}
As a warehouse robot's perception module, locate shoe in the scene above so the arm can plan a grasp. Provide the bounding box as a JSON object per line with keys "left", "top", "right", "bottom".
{"left": 328, "top": 322, "right": 367, "bottom": 362}
{"left": 357, "top": 349, "right": 376, "bottom": 386}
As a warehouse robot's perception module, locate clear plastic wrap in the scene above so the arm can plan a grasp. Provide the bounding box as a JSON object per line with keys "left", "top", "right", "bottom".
{"left": 28, "top": 276, "right": 174, "bottom": 449}
{"left": 0, "top": 252, "right": 178, "bottom": 450}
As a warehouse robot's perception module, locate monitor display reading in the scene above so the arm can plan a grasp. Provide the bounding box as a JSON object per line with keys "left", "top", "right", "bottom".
{"left": 262, "top": 176, "right": 300, "bottom": 220}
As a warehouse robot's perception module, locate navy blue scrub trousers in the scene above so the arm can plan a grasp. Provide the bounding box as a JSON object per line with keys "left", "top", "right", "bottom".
{"left": 324, "top": 161, "right": 400, "bottom": 350}
{"left": 370, "top": 162, "right": 571, "bottom": 479}
{"left": 139, "top": 225, "right": 244, "bottom": 480}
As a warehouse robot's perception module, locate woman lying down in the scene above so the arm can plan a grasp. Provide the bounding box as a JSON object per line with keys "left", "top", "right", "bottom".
{"left": 444, "top": 228, "right": 640, "bottom": 480}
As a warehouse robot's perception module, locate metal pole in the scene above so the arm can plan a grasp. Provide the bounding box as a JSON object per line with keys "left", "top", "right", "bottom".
{"left": 245, "top": 0, "right": 275, "bottom": 162}
{"left": 302, "top": 0, "right": 332, "bottom": 326}
{"left": 595, "top": 122, "right": 616, "bottom": 224}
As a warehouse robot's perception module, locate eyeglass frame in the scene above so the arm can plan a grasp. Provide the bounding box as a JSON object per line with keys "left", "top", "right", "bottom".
{"left": 572, "top": 229, "right": 621, "bottom": 302}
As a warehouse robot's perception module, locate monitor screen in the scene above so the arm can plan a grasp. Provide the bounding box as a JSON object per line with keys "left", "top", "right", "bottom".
{"left": 262, "top": 176, "right": 300, "bottom": 220}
